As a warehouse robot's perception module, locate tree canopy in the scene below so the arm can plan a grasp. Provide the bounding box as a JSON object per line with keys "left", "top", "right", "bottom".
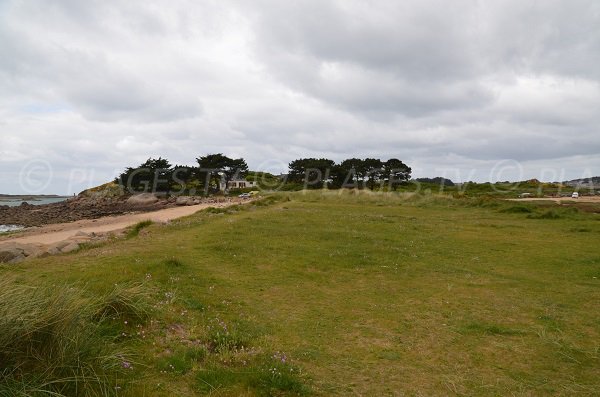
{"left": 115, "top": 154, "right": 411, "bottom": 194}
{"left": 288, "top": 158, "right": 336, "bottom": 188}
{"left": 116, "top": 154, "right": 249, "bottom": 194}
{"left": 116, "top": 157, "right": 173, "bottom": 193}
{"left": 196, "top": 153, "right": 248, "bottom": 192}
{"left": 290, "top": 157, "right": 411, "bottom": 190}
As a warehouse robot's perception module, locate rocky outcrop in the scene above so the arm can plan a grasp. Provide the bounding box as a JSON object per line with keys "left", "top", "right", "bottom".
{"left": 0, "top": 231, "right": 114, "bottom": 264}
{"left": 0, "top": 242, "right": 44, "bottom": 264}
{"left": 127, "top": 193, "right": 159, "bottom": 205}
{"left": 0, "top": 247, "right": 24, "bottom": 263}
{"left": 176, "top": 196, "right": 200, "bottom": 206}
{"left": 0, "top": 194, "right": 169, "bottom": 227}
{"left": 0, "top": 193, "right": 234, "bottom": 228}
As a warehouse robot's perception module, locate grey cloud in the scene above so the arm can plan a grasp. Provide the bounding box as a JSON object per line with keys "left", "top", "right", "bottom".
{"left": 242, "top": 0, "right": 600, "bottom": 116}
{"left": 1, "top": 0, "right": 599, "bottom": 194}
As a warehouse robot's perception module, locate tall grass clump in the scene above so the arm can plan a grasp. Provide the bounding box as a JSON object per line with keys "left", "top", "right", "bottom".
{"left": 126, "top": 220, "right": 153, "bottom": 238}
{"left": 94, "top": 282, "right": 154, "bottom": 323}
{"left": 0, "top": 278, "right": 151, "bottom": 396}
{"left": 500, "top": 205, "right": 534, "bottom": 214}
{"left": 527, "top": 207, "right": 580, "bottom": 220}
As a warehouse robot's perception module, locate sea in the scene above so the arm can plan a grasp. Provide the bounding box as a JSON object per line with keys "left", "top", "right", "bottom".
{"left": 0, "top": 224, "right": 24, "bottom": 233}
{"left": 0, "top": 197, "right": 68, "bottom": 207}
{"left": 0, "top": 196, "right": 69, "bottom": 233}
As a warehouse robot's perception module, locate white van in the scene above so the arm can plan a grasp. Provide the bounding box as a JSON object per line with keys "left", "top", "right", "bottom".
{"left": 571, "top": 192, "right": 579, "bottom": 199}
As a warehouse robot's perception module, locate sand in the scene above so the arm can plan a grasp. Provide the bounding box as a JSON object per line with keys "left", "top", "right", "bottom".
{"left": 0, "top": 202, "right": 234, "bottom": 246}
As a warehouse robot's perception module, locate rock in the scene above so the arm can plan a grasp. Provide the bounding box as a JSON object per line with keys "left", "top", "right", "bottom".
{"left": 75, "top": 231, "right": 91, "bottom": 237}
{"left": 8, "top": 254, "right": 26, "bottom": 264}
{"left": 176, "top": 196, "right": 193, "bottom": 206}
{"left": 127, "top": 193, "right": 159, "bottom": 206}
{"left": 46, "top": 247, "right": 61, "bottom": 256}
{"left": 19, "top": 243, "right": 45, "bottom": 257}
{"left": 24, "top": 247, "right": 45, "bottom": 259}
{"left": 0, "top": 247, "right": 23, "bottom": 263}
{"left": 55, "top": 241, "right": 71, "bottom": 251}
{"left": 69, "top": 236, "right": 92, "bottom": 244}
{"left": 60, "top": 242, "right": 80, "bottom": 253}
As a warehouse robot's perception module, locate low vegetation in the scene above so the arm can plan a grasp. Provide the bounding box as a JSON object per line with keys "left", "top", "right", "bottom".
{"left": 126, "top": 220, "right": 153, "bottom": 239}
{"left": 0, "top": 280, "right": 150, "bottom": 396}
{"left": 1, "top": 192, "right": 599, "bottom": 395}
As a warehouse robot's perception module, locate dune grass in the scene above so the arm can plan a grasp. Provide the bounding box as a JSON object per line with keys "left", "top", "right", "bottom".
{"left": 126, "top": 220, "right": 153, "bottom": 239}
{"left": 0, "top": 279, "right": 151, "bottom": 396}
{"left": 1, "top": 192, "right": 599, "bottom": 395}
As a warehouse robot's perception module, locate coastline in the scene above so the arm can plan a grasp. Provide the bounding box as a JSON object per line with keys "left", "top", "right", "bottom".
{"left": 1, "top": 201, "right": 233, "bottom": 246}
{"left": 0, "top": 199, "right": 245, "bottom": 263}
{"left": 1, "top": 194, "right": 176, "bottom": 227}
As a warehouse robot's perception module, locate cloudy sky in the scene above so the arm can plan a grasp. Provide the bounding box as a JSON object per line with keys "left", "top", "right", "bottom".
{"left": 1, "top": 0, "right": 599, "bottom": 194}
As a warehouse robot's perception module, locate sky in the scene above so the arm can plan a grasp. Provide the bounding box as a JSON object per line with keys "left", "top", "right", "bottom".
{"left": 1, "top": 0, "right": 599, "bottom": 194}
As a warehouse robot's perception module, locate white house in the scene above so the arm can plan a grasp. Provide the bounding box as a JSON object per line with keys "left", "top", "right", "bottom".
{"left": 220, "top": 179, "right": 258, "bottom": 191}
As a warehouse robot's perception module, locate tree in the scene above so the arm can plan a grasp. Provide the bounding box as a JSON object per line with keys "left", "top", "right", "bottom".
{"left": 171, "top": 165, "right": 197, "bottom": 194}
{"left": 224, "top": 158, "right": 249, "bottom": 186}
{"left": 196, "top": 153, "right": 248, "bottom": 192}
{"left": 384, "top": 158, "right": 412, "bottom": 190}
{"left": 336, "top": 158, "right": 366, "bottom": 189}
{"left": 116, "top": 157, "right": 172, "bottom": 193}
{"left": 363, "top": 158, "right": 384, "bottom": 190}
{"left": 288, "top": 158, "right": 335, "bottom": 188}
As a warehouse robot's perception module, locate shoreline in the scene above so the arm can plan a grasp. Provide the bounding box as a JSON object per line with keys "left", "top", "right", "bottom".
{"left": 0, "top": 201, "right": 237, "bottom": 246}
{"left": 1, "top": 194, "right": 197, "bottom": 227}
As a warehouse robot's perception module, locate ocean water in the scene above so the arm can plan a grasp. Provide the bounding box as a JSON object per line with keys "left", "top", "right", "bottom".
{"left": 0, "top": 197, "right": 68, "bottom": 207}
{"left": 0, "top": 196, "right": 68, "bottom": 232}
{"left": 0, "top": 224, "right": 24, "bottom": 233}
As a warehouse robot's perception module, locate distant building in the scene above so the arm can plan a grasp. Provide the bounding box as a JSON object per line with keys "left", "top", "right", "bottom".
{"left": 220, "top": 179, "right": 258, "bottom": 191}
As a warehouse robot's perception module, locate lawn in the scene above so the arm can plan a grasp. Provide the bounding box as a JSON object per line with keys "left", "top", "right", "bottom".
{"left": 1, "top": 192, "right": 599, "bottom": 396}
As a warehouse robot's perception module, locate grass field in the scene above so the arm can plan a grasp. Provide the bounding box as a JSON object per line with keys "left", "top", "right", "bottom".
{"left": 1, "top": 192, "right": 599, "bottom": 396}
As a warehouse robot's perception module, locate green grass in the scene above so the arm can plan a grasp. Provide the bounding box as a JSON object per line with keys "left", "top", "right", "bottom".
{"left": 126, "top": 220, "right": 153, "bottom": 238}
{"left": 0, "top": 279, "right": 150, "bottom": 396}
{"left": 1, "top": 192, "right": 599, "bottom": 395}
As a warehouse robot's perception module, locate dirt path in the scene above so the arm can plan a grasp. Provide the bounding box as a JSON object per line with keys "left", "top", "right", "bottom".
{"left": 508, "top": 196, "right": 600, "bottom": 203}
{"left": 1, "top": 202, "right": 233, "bottom": 246}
